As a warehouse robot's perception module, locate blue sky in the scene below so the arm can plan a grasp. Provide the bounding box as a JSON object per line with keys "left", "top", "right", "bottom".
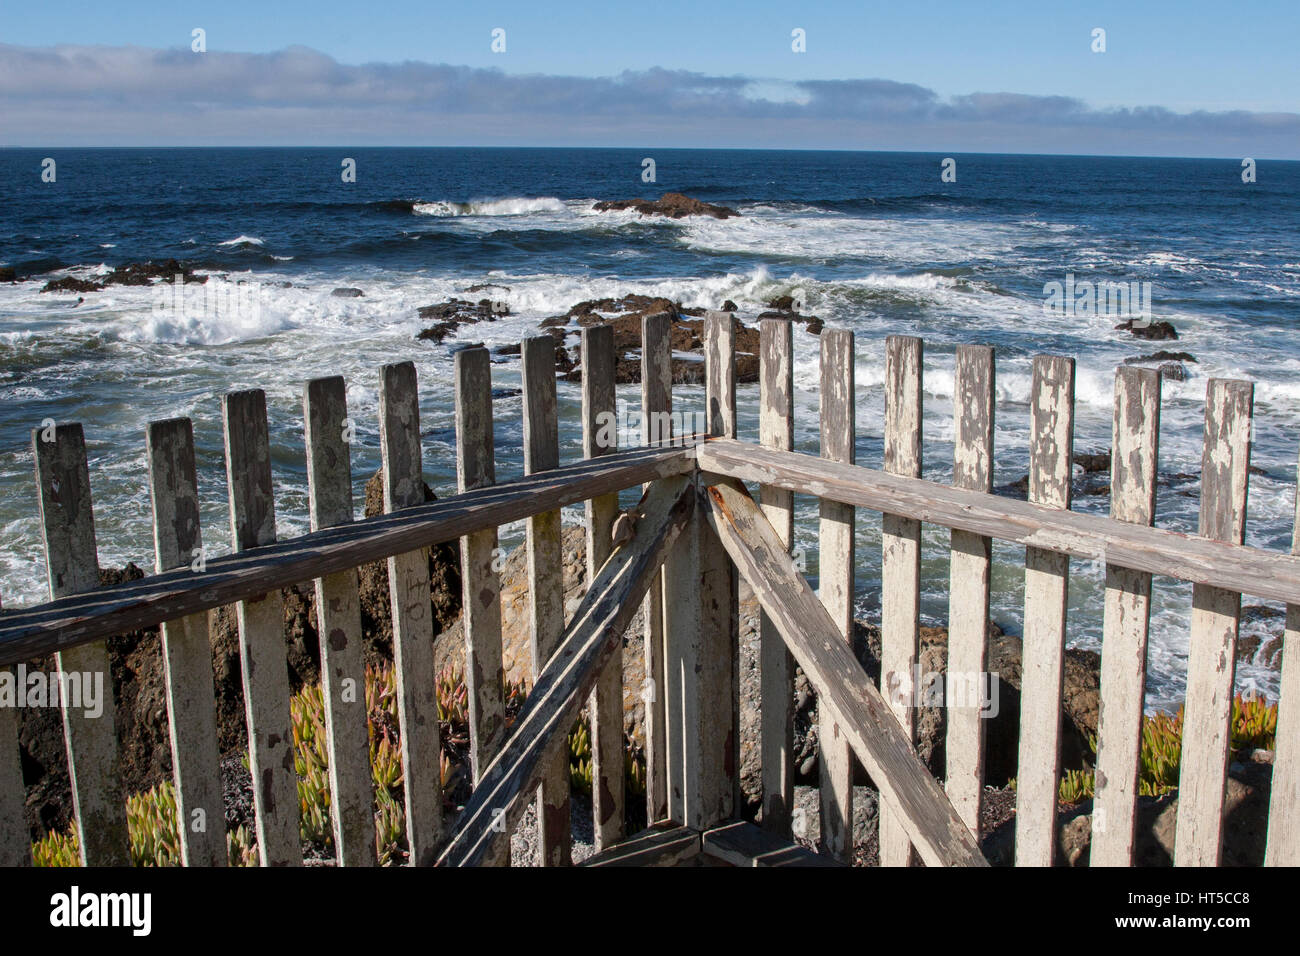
{"left": 2, "top": 0, "right": 1297, "bottom": 154}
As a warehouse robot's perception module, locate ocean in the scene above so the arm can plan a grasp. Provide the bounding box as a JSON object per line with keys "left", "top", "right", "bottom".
{"left": 2, "top": 147, "right": 1298, "bottom": 710}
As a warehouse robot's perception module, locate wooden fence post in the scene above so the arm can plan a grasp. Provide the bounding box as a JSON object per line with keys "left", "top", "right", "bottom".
{"left": 521, "top": 336, "right": 572, "bottom": 865}
{"left": 303, "top": 377, "right": 377, "bottom": 866}
{"left": 454, "top": 350, "right": 507, "bottom": 784}
{"left": 146, "top": 417, "right": 226, "bottom": 867}
{"left": 1176, "top": 378, "right": 1253, "bottom": 866}
{"left": 378, "top": 362, "right": 443, "bottom": 866}
{"left": 0, "top": 649, "right": 31, "bottom": 865}
{"left": 32, "top": 423, "right": 130, "bottom": 866}
{"left": 879, "top": 335, "right": 923, "bottom": 867}
{"left": 454, "top": 348, "right": 510, "bottom": 866}
{"left": 580, "top": 325, "right": 625, "bottom": 849}
{"left": 759, "top": 318, "right": 795, "bottom": 834}
{"left": 1014, "top": 355, "right": 1075, "bottom": 867}
{"left": 945, "top": 345, "right": 995, "bottom": 837}
{"left": 642, "top": 313, "right": 672, "bottom": 825}
{"left": 817, "top": 327, "right": 855, "bottom": 862}
{"left": 222, "top": 390, "right": 301, "bottom": 866}
{"left": 1267, "top": 439, "right": 1300, "bottom": 865}
{"left": 1091, "top": 366, "right": 1160, "bottom": 865}
{"left": 700, "top": 311, "right": 739, "bottom": 827}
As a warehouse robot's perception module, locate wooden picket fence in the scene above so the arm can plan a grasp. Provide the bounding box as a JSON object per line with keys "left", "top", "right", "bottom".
{"left": 0, "top": 313, "right": 1297, "bottom": 867}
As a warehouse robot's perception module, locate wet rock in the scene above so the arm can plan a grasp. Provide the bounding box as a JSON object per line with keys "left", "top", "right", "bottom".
{"left": 592, "top": 192, "right": 739, "bottom": 219}
{"left": 721, "top": 300, "right": 738, "bottom": 312}
{"left": 1116, "top": 319, "right": 1178, "bottom": 340}
{"left": 1124, "top": 350, "right": 1198, "bottom": 365}
{"left": 1158, "top": 362, "right": 1188, "bottom": 381}
{"left": 416, "top": 297, "right": 504, "bottom": 343}
{"left": 0, "top": 267, "right": 17, "bottom": 282}
{"left": 331, "top": 287, "right": 364, "bottom": 298}
{"left": 40, "top": 259, "right": 207, "bottom": 294}
{"left": 41, "top": 276, "right": 104, "bottom": 293}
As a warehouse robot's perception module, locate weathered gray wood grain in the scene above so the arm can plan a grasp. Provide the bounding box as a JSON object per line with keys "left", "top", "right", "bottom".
{"left": 1091, "top": 366, "right": 1160, "bottom": 866}
{"left": 699, "top": 312, "right": 739, "bottom": 827}
{"left": 521, "top": 336, "right": 572, "bottom": 865}
{"left": 1015, "top": 355, "right": 1075, "bottom": 867}
{"left": 758, "top": 318, "right": 795, "bottom": 835}
{"left": 0, "top": 658, "right": 31, "bottom": 866}
{"left": 1176, "top": 378, "right": 1253, "bottom": 866}
{"left": 642, "top": 313, "right": 672, "bottom": 824}
{"left": 580, "top": 325, "right": 625, "bottom": 850}
{"left": 454, "top": 350, "right": 506, "bottom": 792}
{"left": 818, "top": 327, "right": 855, "bottom": 862}
{"left": 33, "top": 422, "right": 130, "bottom": 866}
{"left": 378, "top": 362, "right": 443, "bottom": 866}
{"left": 579, "top": 822, "right": 701, "bottom": 867}
{"left": 0, "top": 443, "right": 697, "bottom": 666}
{"left": 304, "top": 377, "right": 377, "bottom": 866}
{"left": 222, "top": 390, "right": 300, "bottom": 866}
{"left": 700, "top": 480, "right": 988, "bottom": 867}
{"left": 880, "top": 334, "right": 922, "bottom": 867}
{"left": 146, "top": 417, "right": 226, "bottom": 867}
{"left": 945, "top": 345, "right": 995, "bottom": 837}
{"left": 438, "top": 476, "right": 695, "bottom": 867}
{"left": 1267, "top": 437, "right": 1300, "bottom": 866}
{"left": 694, "top": 439, "right": 1300, "bottom": 606}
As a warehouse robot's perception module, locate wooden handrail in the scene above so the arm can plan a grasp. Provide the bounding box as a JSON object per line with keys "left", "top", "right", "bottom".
{"left": 697, "top": 438, "right": 1300, "bottom": 606}
{"left": 699, "top": 478, "right": 988, "bottom": 867}
{"left": 0, "top": 442, "right": 697, "bottom": 666}
{"left": 439, "top": 475, "right": 696, "bottom": 866}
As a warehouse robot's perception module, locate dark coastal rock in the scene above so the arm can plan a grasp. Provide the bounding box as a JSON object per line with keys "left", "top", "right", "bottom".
{"left": 1124, "top": 350, "right": 1198, "bottom": 365}
{"left": 592, "top": 192, "right": 739, "bottom": 220}
{"left": 416, "top": 297, "right": 505, "bottom": 343}
{"left": 0, "top": 267, "right": 17, "bottom": 282}
{"left": 721, "top": 300, "right": 738, "bottom": 312}
{"left": 758, "top": 295, "right": 825, "bottom": 334}
{"left": 41, "top": 276, "right": 104, "bottom": 294}
{"left": 1157, "top": 362, "right": 1188, "bottom": 381}
{"left": 538, "top": 293, "right": 776, "bottom": 386}
{"left": 1074, "top": 450, "right": 1111, "bottom": 474}
{"left": 39, "top": 259, "right": 207, "bottom": 294}
{"left": 1116, "top": 319, "right": 1178, "bottom": 340}
{"left": 331, "top": 287, "right": 364, "bottom": 297}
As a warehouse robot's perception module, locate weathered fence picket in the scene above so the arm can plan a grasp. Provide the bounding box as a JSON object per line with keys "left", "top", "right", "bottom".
{"left": 521, "top": 335, "right": 572, "bottom": 865}
{"left": 303, "top": 377, "right": 377, "bottom": 866}
{"left": 579, "top": 325, "right": 625, "bottom": 850}
{"left": 378, "top": 362, "right": 443, "bottom": 866}
{"left": 817, "top": 328, "right": 855, "bottom": 862}
{"left": 945, "top": 345, "right": 995, "bottom": 836}
{"left": 1091, "top": 366, "right": 1161, "bottom": 866}
{"left": 641, "top": 313, "right": 672, "bottom": 825}
{"left": 1014, "top": 356, "right": 1076, "bottom": 867}
{"left": 699, "top": 311, "right": 739, "bottom": 827}
{"left": 453, "top": 349, "right": 509, "bottom": 866}
{"left": 222, "top": 390, "right": 301, "bottom": 866}
{"left": 34, "top": 423, "right": 131, "bottom": 866}
{"left": 146, "top": 417, "right": 226, "bottom": 867}
{"left": 1267, "top": 444, "right": 1300, "bottom": 866}
{"left": 1176, "top": 379, "right": 1253, "bottom": 866}
{"left": 454, "top": 350, "right": 506, "bottom": 786}
{"left": 0, "top": 657, "right": 30, "bottom": 866}
{"left": 880, "top": 335, "right": 923, "bottom": 867}
{"left": 758, "top": 318, "right": 795, "bottom": 835}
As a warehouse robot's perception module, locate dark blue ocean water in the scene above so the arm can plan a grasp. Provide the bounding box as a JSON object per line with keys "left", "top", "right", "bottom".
{"left": 2, "top": 147, "right": 1298, "bottom": 704}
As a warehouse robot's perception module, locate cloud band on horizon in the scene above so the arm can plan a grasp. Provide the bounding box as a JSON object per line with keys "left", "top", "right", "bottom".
{"left": 1, "top": 43, "right": 1296, "bottom": 157}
